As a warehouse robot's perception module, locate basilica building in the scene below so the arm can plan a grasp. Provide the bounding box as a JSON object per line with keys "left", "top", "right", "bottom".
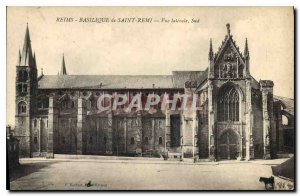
{"left": 14, "top": 24, "right": 294, "bottom": 161}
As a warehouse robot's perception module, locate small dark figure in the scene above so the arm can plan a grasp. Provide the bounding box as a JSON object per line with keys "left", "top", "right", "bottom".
{"left": 85, "top": 181, "right": 92, "bottom": 187}
{"left": 162, "top": 154, "right": 167, "bottom": 160}
{"left": 162, "top": 149, "right": 169, "bottom": 160}
{"left": 259, "top": 176, "right": 274, "bottom": 190}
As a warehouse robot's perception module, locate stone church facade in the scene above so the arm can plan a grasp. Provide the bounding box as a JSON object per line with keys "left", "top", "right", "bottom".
{"left": 14, "top": 24, "right": 294, "bottom": 161}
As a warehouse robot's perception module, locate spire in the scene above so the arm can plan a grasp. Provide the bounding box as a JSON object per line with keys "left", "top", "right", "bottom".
{"left": 20, "top": 24, "right": 35, "bottom": 67}
{"left": 226, "top": 23, "right": 231, "bottom": 35}
{"left": 208, "top": 38, "right": 214, "bottom": 61}
{"left": 60, "top": 54, "right": 67, "bottom": 75}
{"left": 17, "top": 49, "right": 21, "bottom": 65}
{"left": 244, "top": 38, "right": 250, "bottom": 59}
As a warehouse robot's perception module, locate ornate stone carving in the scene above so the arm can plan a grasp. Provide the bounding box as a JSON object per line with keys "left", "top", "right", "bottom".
{"left": 224, "top": 50, "right": 235, "bottom": 61}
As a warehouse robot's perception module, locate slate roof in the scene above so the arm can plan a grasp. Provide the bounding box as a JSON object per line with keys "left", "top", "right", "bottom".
{"left": 172, "top": 71, "right": 206, "bottom": 88}
{"left": 38, "top": 70, "right": 209, "bottom": 90}
{"left": 273, "top": 95, "right": 294, "bottom": 116}
{"left": 38, "top": 75, "right": 175, "bottom": 89}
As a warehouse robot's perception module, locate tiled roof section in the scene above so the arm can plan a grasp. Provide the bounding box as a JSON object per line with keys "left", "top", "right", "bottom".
{"left": 172, "top": 71, "right": 207, "bottom": 88}
{"left": 38, "top": 75, "right": 176, "bottom": 89}
{"left": 274, "top": 95, "right": 294, "bottom": 116}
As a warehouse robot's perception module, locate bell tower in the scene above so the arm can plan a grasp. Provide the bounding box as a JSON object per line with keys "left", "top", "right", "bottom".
{"left": 15, "top": 24, "right": 38, "bottom": 157}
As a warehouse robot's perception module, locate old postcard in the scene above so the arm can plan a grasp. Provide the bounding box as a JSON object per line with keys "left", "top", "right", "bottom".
{"left": 6, "top": 6, "right": 294, "bottom": 190}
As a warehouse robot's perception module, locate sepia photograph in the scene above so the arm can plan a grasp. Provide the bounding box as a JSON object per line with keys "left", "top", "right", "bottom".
{"left": 6, "top": 6, "right": 294, "bottom": 190}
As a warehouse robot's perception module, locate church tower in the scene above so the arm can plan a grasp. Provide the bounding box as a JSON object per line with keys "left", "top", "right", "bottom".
{"left": 206, "top": 23, "right": 255, "bottom": 161}
{"left": 15, "top": 24, "right": 38, "bottom": 157}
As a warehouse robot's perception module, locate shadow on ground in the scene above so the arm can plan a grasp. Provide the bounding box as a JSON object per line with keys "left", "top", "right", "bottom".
{"left": 8, "top": 161, "right": 56, "bottom": 182}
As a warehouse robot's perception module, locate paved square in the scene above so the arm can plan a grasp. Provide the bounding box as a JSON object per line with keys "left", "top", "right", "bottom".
{"left": 9, "top": 158, "right": 287, "bottom": 190}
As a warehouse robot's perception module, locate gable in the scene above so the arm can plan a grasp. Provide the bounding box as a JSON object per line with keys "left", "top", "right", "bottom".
{"left": 213, "top": 36, "right": 246, "bottom": 79}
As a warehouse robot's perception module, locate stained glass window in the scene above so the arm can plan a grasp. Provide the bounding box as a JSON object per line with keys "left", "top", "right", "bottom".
{"left": 218, "top": 86, "right": 239, "bottom": 121}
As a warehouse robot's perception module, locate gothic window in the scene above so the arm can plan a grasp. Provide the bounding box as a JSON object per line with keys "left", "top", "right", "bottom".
{"left": 34, "top": 119, "right": 37, "bottom": 127}
{"left": 159, "top": 137, "right": 163, "bottom": 145}
{"left": 217, "top": 85, "right": 239, "bottom": 121}
{"left": 18, "top": 101, "right": 27, "bottom": 114}
{"left": 17, "top": 84, "right": 28, "bottom": 94}
{"left": 18, "top": 70, "right": 28, "bottom": 82}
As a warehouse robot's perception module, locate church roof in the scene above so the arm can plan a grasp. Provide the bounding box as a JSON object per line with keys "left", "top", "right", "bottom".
{"left": 38, "top": 75, "right": 175, "bottom": 89}
{"left": 172, "top": 71, "right": 206, "bottom": 88}
{"left": 273, "top": 95, "right": 294, "bottom": 116}
{"left": 38, "top": 70, "right": 209, "bottom": 90}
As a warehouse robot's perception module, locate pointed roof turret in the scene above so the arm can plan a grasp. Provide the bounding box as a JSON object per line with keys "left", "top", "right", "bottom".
{"left": 20, "top": 24, "right": 35, "bottom": 68}
{"left": 244, "top": 38, "right": 250, "bottom": 59}
{"left": 208, "top": 38, "right": 214, "bottom": 61}
{"left": 226, "top": 23, "right": 231, "bottom": 36}
{"left": 60, "top": 54, "right": 67, "bottom": 75}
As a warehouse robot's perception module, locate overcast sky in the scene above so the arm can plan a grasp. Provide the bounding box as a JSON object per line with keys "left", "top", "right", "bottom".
{"left": 7, "top": 7, "right": 294, "bottom": 126}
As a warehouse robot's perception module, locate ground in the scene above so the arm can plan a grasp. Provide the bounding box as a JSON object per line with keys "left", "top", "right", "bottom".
{"left": 8, "top": 156, "right": 288, "bottom": 190}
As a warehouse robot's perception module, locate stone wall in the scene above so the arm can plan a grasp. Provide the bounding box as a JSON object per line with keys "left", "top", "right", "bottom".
{"left": 15, "top": 115, "right": 31, "bottom": 157}
{"left": 252, "top": 89, "right": 264, "bottom": 158}
{"left": 31, "top": 117, "right": 48, "bottom": 156}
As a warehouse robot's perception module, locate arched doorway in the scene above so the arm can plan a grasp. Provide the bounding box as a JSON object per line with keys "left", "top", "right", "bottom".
{"left": 219, "top": 130, "right": 239, "bottom": 160}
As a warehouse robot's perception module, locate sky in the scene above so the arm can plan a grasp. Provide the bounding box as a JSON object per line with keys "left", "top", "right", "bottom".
{"left": 6, "top": 7, "right": 294, "bottom": 126}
